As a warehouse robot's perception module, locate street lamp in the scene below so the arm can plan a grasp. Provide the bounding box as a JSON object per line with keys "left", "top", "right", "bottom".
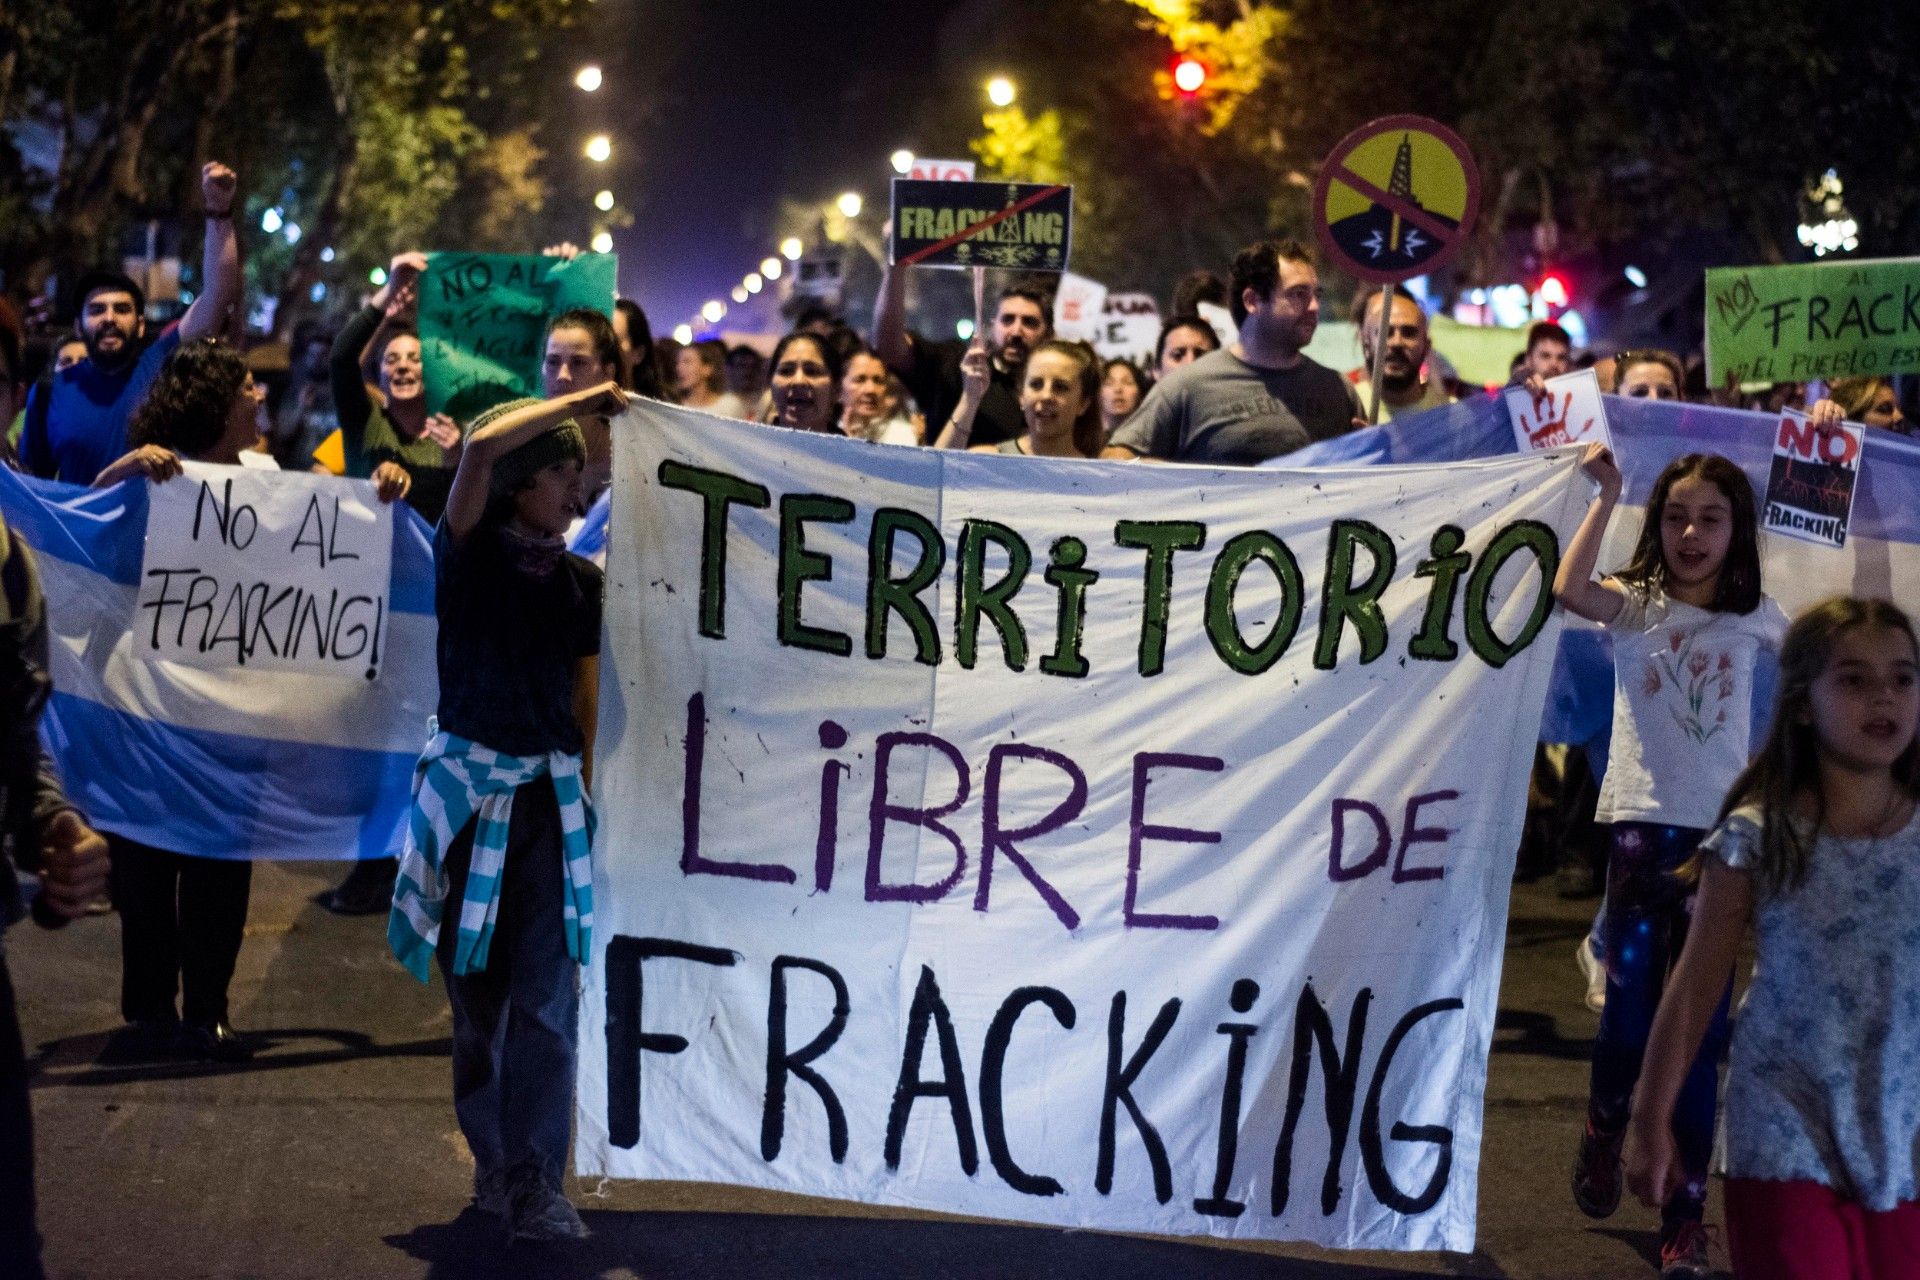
{"left": 591, "top": 231, "right": 614, "bottom": 254}
{"left": 701, "top": 300, "right": 725, "bottom": 324}
{"left": 672, "top": 324, "right": 693, "bottom": 345}
{"left": 575, "top": 64, "right": 602, "bottom": 92}
{"left": 761, "top": 256, "right": 782, "bottom": 279}
{"left": 780, "top": 237, "right": 803, "bottom": 261}
{"left": 731, "top": 285, "right": 749, "bottom": 304}
{"left": 837, "top": 191, "right": 863, "bottom": 218}
{"left": 891, "top": 149, "right": 915, "bottom": 175}
{"left": 986, "top": 76, "right": 1016, "bottom": 108}
{"left": 745, "top": 273, "right": 763, "bottom": 294}
{"left": 594, "top": 189, "right": 615, "bottom": 212}
{"left": 1172, "top": 57, "right": 1207, "bottom": 95}
{"left": 584, "top": 134, "right": 612, "bottom": 163}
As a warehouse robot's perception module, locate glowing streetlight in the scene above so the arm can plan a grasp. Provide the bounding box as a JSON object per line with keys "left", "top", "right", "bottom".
{"left": 673, "top": 324, "right": 693, "bottom": 344}
{"left": 780, "top": 237, "right": 803, "bottom": 261}
{"left": 745, "top": 272, "right": 763, "bottom": 294}
{"left": 986, "top": 76, "right": 1016, "bottom": 108}
{"left": 730, "top": 285, "right": 748, "bottom": 304}
{"left": 761, "top": 256, "right": 782, "bottom": 279}
{"left": 369, "top": 266, "right": 388, "bottom": 286}
{"left": 591, "top": 231, "right": 614, "bottom": 254}
{"left": 890, "top": 149, "right": 915, "bottom": 175}
{"left": 575, "top": 64, "right": 602, "bottom": 92}
{"left": 260, "top": 207, "right": 284, "bottom": 234}
{"left": 701, "top": 300, "right": 725, "bottom": 324}
{"left": 584, "top": 134, "right": 612, "bottom": 163}
{"left": 836, "top": 191, "right": 863, "bottom": 218}
{"left": 594, "top": 189, "right": 615, "bottom": 212}
{"left": 1172, "top": 57, "right": 1207, "bottom": 95}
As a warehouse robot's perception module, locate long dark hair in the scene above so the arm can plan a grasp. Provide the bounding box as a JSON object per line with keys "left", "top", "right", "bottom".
{"left": 1719, "top": 598, "right": 1920, "bottom": 892}
{"left": 1018, "top": 339, "right": 1103, "bottom": 458}
{"left": 1613, "top": 453, "right": 1762, "bottom": 614}
{"left": 614, "top": 299, "right": 664, "bottom": 399}
{"left": 129, "top": 338, "right": 249, "bottom": 457}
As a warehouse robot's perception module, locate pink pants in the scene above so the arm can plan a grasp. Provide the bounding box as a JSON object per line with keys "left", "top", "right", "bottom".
{"left": 1725, "top": 1178, "right": 1920, "bottom": 1279}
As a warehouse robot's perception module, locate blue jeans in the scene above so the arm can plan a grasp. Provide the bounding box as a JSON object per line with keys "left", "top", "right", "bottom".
{"left": 436, "top": 778, "right": 578, "bottom": 1189}
{"left": 1588, "top": 821, "right": 1731, "bottom": 1227}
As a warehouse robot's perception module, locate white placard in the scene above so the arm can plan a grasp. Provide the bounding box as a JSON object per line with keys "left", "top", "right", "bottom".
{"left": 577, "top": 401, "right": 1591, "bottom": 1253}
{"left": 1052, "top": 271, "right": 1110, "bottom": 343}
{"left": 1763, "top": 407, "right": 1866, "bottom": 549}
{"left": 135, "top": 461, "right": 392, "bottom": 680}
{"left": 1504, "top": 369, "right": 1612, "bottom": 452}
{"left": 1091, "top": 292, "right": 1161, "bottom": 367}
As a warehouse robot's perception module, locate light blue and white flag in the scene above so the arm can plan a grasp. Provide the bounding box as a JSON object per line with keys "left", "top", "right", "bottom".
{"left": 0, "top": 468, "right": 439, "bottom": 860}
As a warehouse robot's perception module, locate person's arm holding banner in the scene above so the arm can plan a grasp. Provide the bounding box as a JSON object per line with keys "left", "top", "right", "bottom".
{"left": 177, "top": 163, "right": 242, "bottom": 343}
{"left": 443, "top": 381, "right": 627, "bottom": 541}
{"left": 1552, "top": 442, "right": 1627, "bottom": 623}
{"left": 872, "top": 225, "right": 913, "bottom": 376}
{"left": 931, "top": 345, "right": 990, "bottom": 450}
{"left": 91, "top": 444, "right": 182, "bottom": 488}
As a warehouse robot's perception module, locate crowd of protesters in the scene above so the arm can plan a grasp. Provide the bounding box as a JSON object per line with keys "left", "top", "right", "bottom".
{"left": 0, "top": 157, "right": 1917, "bottom": 1280}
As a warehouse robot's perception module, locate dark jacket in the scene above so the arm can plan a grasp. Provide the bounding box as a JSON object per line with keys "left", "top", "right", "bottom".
{"left": 0, "top": 519, "right": 77, "bottom": 927}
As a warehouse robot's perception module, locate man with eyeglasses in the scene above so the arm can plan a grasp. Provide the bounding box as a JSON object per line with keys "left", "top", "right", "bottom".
{"left": 18, "top": 162, "right": 244, "bottom": 485}
{"left": 1104, "top": 240, "right": 1359, "bottom": 465}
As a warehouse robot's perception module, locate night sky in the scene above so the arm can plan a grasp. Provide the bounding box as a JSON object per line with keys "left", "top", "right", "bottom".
{"left": 590, "top": 0, "right": 989, "bottom": 333}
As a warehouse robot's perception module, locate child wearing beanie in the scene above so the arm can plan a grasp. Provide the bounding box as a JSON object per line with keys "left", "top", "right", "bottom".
{"left": 388, "top": 380, "right": 627, "bottom": 1242}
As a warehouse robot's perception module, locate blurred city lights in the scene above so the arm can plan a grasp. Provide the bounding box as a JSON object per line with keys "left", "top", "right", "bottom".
{"left": 745, "top": 273, "right": 763, "bottom": 293}
{"left": 956, "top": 318, "right": 975, "bottom": 340}
{"left": 591, "top": 231, "right": 614, "bottom": 254}
{"left": 260, "top": 207, "right": 284, "bottom": 234}
{"left": 731, "top": 285, "right": 749, "bottom": 303}
{"left": 585, "top": 135, "right": 612, "bottom": 163}
{"left": 369, "top": 266, "right": 388, "bottom": 286}
{"left": 594, "top": 189, "right": 615, "bottom": 212}
{"left": 672, "top": 324, "right": 693, "bottom": 344}
{"left": 575, "top": 65, "right": 602, "bottom": 92}
{"left": 780, "top": 238, "right": 803, "bottom": 261}
{"left": 986, "top": 77, "right": 1016, "bottom": 108}
{"left": 1172, "top": 58, "right": 1207, "bottom": 94}
{"left": 891, "top": 149, "right": 915, "bottom": 175}
{"left": 1536, "top": 273, "right": 1570, "bottom": 307}
{"left": 837, "top": 191, "right": 863, "bottom": 218}
{"left": 761, "top": 257, "right": 782, "bottom": 279}
{"left": 282, "top": 221, "right": 301, "bottom": 245}
{"left": 1623, "top": 265, "right": 1648, "bottom": 289}
{"left": 320, "top": 246, "right": 336, "bottom": 263}
{"left": 701, "top": 300, "right": 725, "bottom": 323}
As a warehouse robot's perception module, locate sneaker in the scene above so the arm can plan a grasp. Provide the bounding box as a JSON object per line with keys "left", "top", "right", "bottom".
{"left": 1659, "top": 1219, "right": 1713, "bottom": 1279}
{"left": 507, "top": 1177, "right": 587, "bottom": 1243}
{"left": 1570, "top": 1119, "right": 1624, "bottom": 1219}
{"left": 1575, "top": 939, "right": 1607, "bottom": 1013}
{"left": 473, "top": 1167, "right": 508, "bottom": 1218}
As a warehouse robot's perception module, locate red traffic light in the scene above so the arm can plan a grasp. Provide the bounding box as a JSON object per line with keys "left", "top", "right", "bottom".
{"left": 1172, "top": 57, "right": 1207, "bottom": 95}
{"left": 1536, "top": 273, "right": 1570, "bottom": 307}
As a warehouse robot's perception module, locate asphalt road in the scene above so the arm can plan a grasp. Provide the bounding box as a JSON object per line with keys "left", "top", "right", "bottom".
{"left": 13, "top": 861, "right": 1726, "bottom": 1279}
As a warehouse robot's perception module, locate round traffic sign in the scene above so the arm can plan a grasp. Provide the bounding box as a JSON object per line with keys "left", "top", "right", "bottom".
{"left": 1311, "top": 115, "right": 1480, "bottom": 285}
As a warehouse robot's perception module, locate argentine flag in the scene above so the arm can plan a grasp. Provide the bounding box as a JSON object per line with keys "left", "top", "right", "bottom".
{"left": 0, "top": 468, "right": 439, "bottom": 861}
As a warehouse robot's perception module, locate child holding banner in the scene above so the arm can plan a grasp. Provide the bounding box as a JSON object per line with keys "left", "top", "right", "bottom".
{"left": 1554, "top": 442, "right": 1787, "bottom": 1278}
{"left": 92, "top": 339, "right": 409, "bottom": 1062}
{"left": 388, "top": 378, "right": 624, "bottom": 1243}
{"left": 1625, "top": 598, "right": 1920, "bottom": 1277}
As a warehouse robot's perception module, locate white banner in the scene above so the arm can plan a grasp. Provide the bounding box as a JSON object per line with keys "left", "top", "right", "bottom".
{"left": 579, "top": 403, "right": 1590, "bottom": 1252}
{"left": 136, "top": 462, "right": 392, "bottom": 679}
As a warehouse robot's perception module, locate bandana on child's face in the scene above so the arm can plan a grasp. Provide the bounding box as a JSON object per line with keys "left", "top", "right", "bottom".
{"left": 496, "top": 521, "right": 567, "bottom": 577}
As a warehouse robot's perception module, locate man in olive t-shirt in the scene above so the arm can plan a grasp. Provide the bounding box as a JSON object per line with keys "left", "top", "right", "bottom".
{"left": 1105, "top": 239, "right": 1358, "bottom": 465}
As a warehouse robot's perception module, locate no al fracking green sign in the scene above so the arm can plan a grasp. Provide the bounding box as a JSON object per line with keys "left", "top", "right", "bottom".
{"left": 1705, "top": 256, "right": 1920, "bottom": 386}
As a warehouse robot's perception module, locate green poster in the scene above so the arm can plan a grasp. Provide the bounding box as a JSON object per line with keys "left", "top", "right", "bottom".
{"left": 419, "top": 252, "right": 618, "bottom": 423}
{"left": 1705, "top": 256, "right": 1920, "bottom": 386}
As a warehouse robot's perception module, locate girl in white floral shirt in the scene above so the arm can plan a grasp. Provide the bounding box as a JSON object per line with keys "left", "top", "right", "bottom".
{"left": 1554, "top": 442, "right": 1787, "bottom": 1279}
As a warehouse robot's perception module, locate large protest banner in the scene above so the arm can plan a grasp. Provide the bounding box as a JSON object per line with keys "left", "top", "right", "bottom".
{"left": 577, "top": 403, "right": 1590, "bottom": 1251}
{"left": 1705, "top": 256, "right": 1920, "bottom": 385}
{"left": 137, "top": 463, "right": 392, "bottom": 678}
{"left": 419, "top": 251, "right": 617, "bottom": 423}
{"left": 0, "top": 468, "right": 437, "bottom": 861}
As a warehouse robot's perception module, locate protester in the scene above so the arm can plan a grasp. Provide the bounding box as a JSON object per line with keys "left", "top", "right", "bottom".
{"left": 1510, "top": 320, "right": 1573, "bottom": 388}
{"left": 91, "top": 340, "right": 407, "bottom": 1061}
{"left": 725, "top": 343, "right": 769, "bottom": 406}
{"left": 388, "top": 376, "right": 623, "bottom": 1243}
{"left": 0, "top": 503, "right": 112, "bottom": 1280}
{"left": 50, "top": 339, "right": 86, "bottom": 375}
{"left": 1553, "top": 440, "right": 1789, "bottom": 1278}
{"left": 1172, "top": 269, "right": 1236, "bottom": 347}
{"left": 840, "top": 349, "right": 917, "bottom": 445}
{"left": 1614, "top": 350, "right": 1685, "bottom": 402}
{"left": 18, "top": 163, "right": 243, "bottom": 484}
{"left": 1624, "top": 596, "right": 1920, "bottom": 1278}
{"left": 875, "top": 265, "right": 1050, "bottom": 448}
{"left": 674, "top": 340, "right": 748, "bottom": 418}
{"left": 1828, "top": 375, "right": 1909, "bottom": 434}
{"left": 1356, "top": 287, "right": 1454, "bottom": 420}
{"left": 1153, "top": 316, "right": 1219, "bottom": 380}
{"left": 765, "top": 331, "right": 843, "bottom": 434}
{"left": 1103, "top": 240, "right": 1359, "bottom": 464}
{"left": 542, "top": 308, "right": 628, "bottom": 500}
{"left": 1098, "top": 358, "right": 1147, "bottom": 440}
{"left": 937, "top": 339, "right": 1103, "bottom": 459}
{"left": 611, "top": 299, "right": 665, "bottom": 400}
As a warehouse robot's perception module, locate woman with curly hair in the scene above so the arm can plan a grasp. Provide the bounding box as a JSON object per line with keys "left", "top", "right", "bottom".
{"left": 92, "top": 338, "right": 404, "bottom": 1060}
